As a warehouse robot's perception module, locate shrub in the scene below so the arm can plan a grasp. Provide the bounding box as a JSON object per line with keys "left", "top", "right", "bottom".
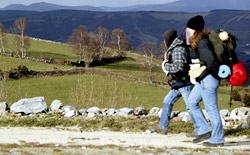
{"left": 243, "top": 94, "right": 250, "bottom": 107}
{"left": 232, "top": 89, "right": 241, "bottom": 101}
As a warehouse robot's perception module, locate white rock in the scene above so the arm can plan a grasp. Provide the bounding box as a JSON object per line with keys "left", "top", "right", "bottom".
{"left": 62, "top": 105, "right": 77, "bottom": 112}
{"left": 241, "top": 124, "right": 250, "bottom": 129}
{"left": 0, "top": 102, "right": 9, "bottom": 111}
{"left": 50, "top": 100, "right": 63, "bottom": 112}
{"left": 88, "top": 112, "right": 97, "bottom": 118}
{"left": 10, "top": 97, "right": 47, "bottom": 114}
{"left": 87, "top": 107, "right": 101, "bottom": 115}
{"left": 64, "top": 110, "right": 78, "bottom": 118}
{"left": 117, "top": 108, "right": 133, "bottom": 116}
{"left": 158, "top": 108, "right": 162, "bottom": 118}
{"left": 178, "top": 112, "right": 186, "bottom": 118}
{"left": 230, "top": 108, "right": 240, "bottom": 121}
{"left": 145, "top": 130, "right": 152, "bottom": 134}
{"left": 220, "top": 109, "right": 230, "bottom": 117}
{"left": 182, "top": 112, "right": 192, "bottom": 123}
{"left": 149, "top": 107, "right": 160, "bottom": 116}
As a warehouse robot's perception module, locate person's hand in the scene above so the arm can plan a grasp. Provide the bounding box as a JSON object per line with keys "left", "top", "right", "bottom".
{"left": 164, "top": 52, "right": 169, "bottom": 62}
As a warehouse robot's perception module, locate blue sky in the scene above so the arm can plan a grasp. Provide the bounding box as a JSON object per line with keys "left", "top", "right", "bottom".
{"left": 0, "top": 0, "right": 178, "bottom": 8}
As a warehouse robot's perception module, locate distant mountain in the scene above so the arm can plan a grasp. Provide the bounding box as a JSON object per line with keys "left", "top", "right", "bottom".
{"left": 2, "top": 2, "right": 104, "bottom": 12}
{"left": 130, "top": 0, "right": 250, "bottom": 12}
{"left": 99, "top": 4, "right": 151, "bottom": 12}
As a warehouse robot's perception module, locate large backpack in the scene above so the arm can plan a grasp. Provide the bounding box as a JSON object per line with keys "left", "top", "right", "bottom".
{"left": 209, "top": 30, "right": 247, "bottom": 86}
{"left": 208, "top": 30, "right": 238, "bottom": 67}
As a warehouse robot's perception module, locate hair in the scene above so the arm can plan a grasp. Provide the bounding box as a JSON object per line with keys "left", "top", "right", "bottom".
{"left": 191, "top": 29, "right": 211, "bottom": 50}
{"left": 164, "top": 30, "right": 177, "bottom": 48}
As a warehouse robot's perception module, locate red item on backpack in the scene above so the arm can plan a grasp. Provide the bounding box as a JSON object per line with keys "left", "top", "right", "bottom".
{"left": 229, "top": 60, "right": 248, "bottom": 86}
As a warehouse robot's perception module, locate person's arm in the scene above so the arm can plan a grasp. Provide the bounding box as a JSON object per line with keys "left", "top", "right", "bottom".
{"left": 164, "top": 46, "right": 186, "bottom": 73}
{"left": 198, "top": 38, "right": 220, "bottom": 77}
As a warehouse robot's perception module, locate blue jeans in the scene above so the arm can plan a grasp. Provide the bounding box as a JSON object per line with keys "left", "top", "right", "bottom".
{"left": 188, "top": 75, "right": 224, "bottom": 144}
{"left": 159, "top": 85, "right": 197, "bottom": 131}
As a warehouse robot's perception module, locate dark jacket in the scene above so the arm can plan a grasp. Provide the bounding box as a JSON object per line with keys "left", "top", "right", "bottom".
{"left": 195, "top": 37, "right": 220, "bottom": 82}
{"left": 164, "top": 37, "right": 192, "bottom": 89}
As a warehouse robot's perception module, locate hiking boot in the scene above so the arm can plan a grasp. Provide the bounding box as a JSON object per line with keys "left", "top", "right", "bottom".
{"left": 192, "top": 132, "right": 211, "bottom": 143}
{"left": 150, "top": 125, "right": 168, "bottom": 135}
{"left": 186, "top": 132, "right": 198, "bottom": 137}
{"left": 203, "top": 141, "right": 224, "bottom": 147}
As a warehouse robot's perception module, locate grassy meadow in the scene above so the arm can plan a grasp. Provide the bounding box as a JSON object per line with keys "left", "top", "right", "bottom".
{"left": 0, "top": 34, "right": 242, "bottom": 112}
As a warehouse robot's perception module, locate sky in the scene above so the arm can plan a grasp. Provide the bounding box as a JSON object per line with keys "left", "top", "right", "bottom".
{"left": 0, "top": 0, "right": 178, "bottom": 8}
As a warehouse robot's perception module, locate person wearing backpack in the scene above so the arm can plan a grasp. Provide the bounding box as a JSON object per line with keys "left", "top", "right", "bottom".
{"left": 151, "top": 30, "right": 197, "bottom": 135}
{"left": 186, "top": 15, "right": 224, "bottom": 147}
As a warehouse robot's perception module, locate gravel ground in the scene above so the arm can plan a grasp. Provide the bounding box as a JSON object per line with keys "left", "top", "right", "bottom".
{"left": 0, "top": 127, "right": 249, "bottom": 154}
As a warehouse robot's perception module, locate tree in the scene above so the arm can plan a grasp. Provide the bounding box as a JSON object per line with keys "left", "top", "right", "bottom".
{"left": 0, "top": 23, "right": 6, "bottom": 53}
{"left": 111, "top": 28, "right": 131, "bottom": 51}
{"left": 14, "top": 18, "right": 29, "bottom": 57}
{"left": 93, "top": 26, "right": 110, "bottom": 60}
{"left": 69, "top": 25, "right": 96, "bottom": 68}
{"left": 136, "top": 43, "right": 158, "bottom": 83}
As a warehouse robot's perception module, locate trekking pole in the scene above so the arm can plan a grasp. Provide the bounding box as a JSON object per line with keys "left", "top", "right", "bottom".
{"left": 229, "top": 85, "right": 233, "bottom": 108}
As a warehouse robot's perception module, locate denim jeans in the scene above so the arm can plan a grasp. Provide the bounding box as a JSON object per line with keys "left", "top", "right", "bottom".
{"left": 188, "top": 75, "right": 224, "bottom": 144}
{"left": 159, "top": 85, "right": 197, "bottom": 131}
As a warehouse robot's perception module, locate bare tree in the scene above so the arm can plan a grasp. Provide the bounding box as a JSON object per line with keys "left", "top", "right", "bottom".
{"left": 0, "top": 23, "right": 6, "bottom": 53}
{"left": 111, "top": 28, "right": 131, "bottom": 51}
{"left": 14, "top": 18, "right": 29, "bottom": 57}
{"left": 136, "top": 43, "right": 158, "bottom": 83}
{"left": 70, "top": 25, "right": 89, "bottom": 63}
{"left": 94, "top": 26, "right": 110, "bottom": 60}
{"left": 69, "top": 25, "right": 97, "bottom": 68}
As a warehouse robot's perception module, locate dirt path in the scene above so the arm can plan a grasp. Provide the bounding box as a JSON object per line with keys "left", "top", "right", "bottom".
{"left": 0, "top": 127, "right": 249, "bottom": 154}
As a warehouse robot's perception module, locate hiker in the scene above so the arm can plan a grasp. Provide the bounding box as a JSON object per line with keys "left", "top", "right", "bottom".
{"left": 152, "top": 30, "right": 197, "bottom": 135}
{"left": 186, "top": 15, "right": 224, "bottom": 146}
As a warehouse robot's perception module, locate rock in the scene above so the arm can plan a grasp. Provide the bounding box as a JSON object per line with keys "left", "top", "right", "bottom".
{"left": 134, "top": 106, "right": 148, "bottom": 116}
{"left": 10, "top": 97, "right": 48, "bottom": 114}
{"left": 171, "top": 111, "right": 181, "bottom": 119}
{"left": 101, "top": 108, "right": 108, "bottom": 114}
{"left": 238, "top": 107, "right": 250, "bottom": 123}
{"left": 230, "top": 108, "right": 240, "bottom": 121}
{"left": 178, "top": 112, "right": 186, "bottom": 118}
{"left": 50, "top": 100, "right": 63, "bottom": 112}
{"left": 64, "top": 110, "right": 78, "bottom": 118}
{"left": 105, "top": 109, "right": 116, "bottom": 116}
{"left": 146, "top": 129, "right": 152, "bottom": 134}
{"left": 241, "top": 124, "right": 250, "bottom": 130}
{"left": 0, "top": 102, "right": 9, "bottom": 112}
{"left": 117, "top": 108, "right": 134, "bottom": 116}
{"left": 182, "top": 112, "right": 192, "bottom": 123}
{"left": 220, "top": 113, "right": 226, "bottom": 126}
{"left": 87, "top": 107, "right": 101, "bottom": 115}
{"left": 158, "top": 108, "right": 162, "bottom": 118}
{"left": 79, "top": 109, "right": 87, "bottom": 115}
{"left": 149, "top": 107, "right": 160, "bottom": 116}
{"left": 0, "top": 109, "right": 8, "bottom": 115}
{"left": 62, "top": 105, "right": 77, "bottom": 112}
{"left": 88, "top": 112, "right": 98, "bottom": 118}
{"left": 220, "top": 109, "right": 230, "bottom": 117}
{"left": 224, "top": 117, "right": 233, "bottom": 122}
